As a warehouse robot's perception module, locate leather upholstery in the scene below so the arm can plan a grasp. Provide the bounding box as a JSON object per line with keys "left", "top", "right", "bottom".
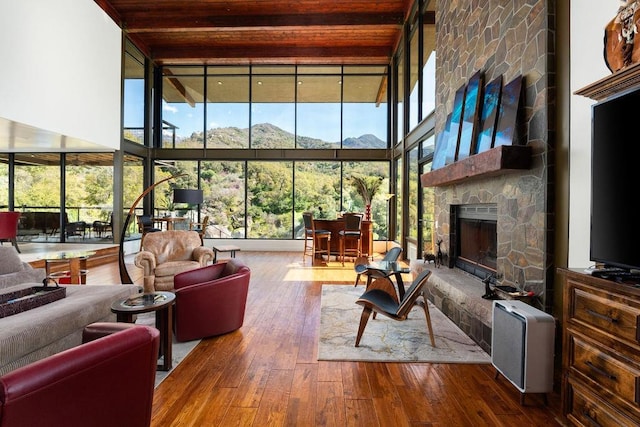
{"left": 0, "top": 323, "right": 159, "bottom": 427}
{"left": 173, "top": 259, "right": 251, "bottom": 342}
{"left": 134, "top": 230, "right": 214, "bottom": 292}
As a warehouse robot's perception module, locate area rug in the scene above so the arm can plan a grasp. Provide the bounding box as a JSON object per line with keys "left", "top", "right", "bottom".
{"left": 135, "top": 313, "right": 201, "bottom": 387}
{"left": 318, "top": 285, "right": 491, "bottom": 363}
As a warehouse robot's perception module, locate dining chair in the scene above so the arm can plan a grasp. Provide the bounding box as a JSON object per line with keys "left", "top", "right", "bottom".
{"left": 302, "top": 211, "right": 331, "bottom": 263}
{"left": 354, "top": 246, "right": 403, "bottom": 287}
{"left": 190, "top": 215, "right": 209, "bottom": 244}
{"left": 0, "top": 211, "right": 22, "bottom": 253}
{"left": 137, "top": 214, "right": 161, "bottom": 249}
{"left": 355, "top": 269, "right": 435, "bottom": 348}
{"left": 339, "top": 213, "right": 363, "bottom": 265}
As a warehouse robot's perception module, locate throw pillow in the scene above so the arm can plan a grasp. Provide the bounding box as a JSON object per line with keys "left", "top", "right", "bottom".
{"left": 0, "top": 246, "right": 25, "bottom": 275}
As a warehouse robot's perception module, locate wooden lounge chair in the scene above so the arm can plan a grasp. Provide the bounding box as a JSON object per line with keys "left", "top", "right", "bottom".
{"left": 355, "top": 269, "right": 435, "bottom": 347}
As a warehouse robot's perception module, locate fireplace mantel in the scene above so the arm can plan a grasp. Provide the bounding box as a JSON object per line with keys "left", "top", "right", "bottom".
{"left": 421, "top": 145, "right": 531, "bottom": 187}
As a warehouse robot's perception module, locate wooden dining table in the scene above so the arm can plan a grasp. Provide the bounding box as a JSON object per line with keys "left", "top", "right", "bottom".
{"left": 313, "top": 218, "right": 373, "bottom": 259}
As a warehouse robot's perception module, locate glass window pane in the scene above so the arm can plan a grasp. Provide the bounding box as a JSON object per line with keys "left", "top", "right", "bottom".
{"left": 396, "top": 52, "right": 405, "bottom": 143}
{"left": 14, "top": 154, "right": 62, "bottom": 242}
{"left": 247, "top": 161, "right": 293, "bottom": 238}
{"left": 343, "top": 74, "right": 388, "bottom": 148}
{"left": 123, "top": 155, "right": 144, "bottom": 240}
{"left": 153, "top": 161, "right": 198, "bottom": 228}
{"left": 251, "top": 75, "right": 295, "bottom": 148}
{"left": 201, "top": 160, "right": 245, "bottom": 238}
{"left": 408, "top": 146, "right": 419, "bottom": 240}
{"left": 294, "top": 161, "right": 341, "bottom": 237}
{"left": 420, "top": 157, "right": 435, "bottom": 254}
{"left": 296, "top": 74, "right": 341, "bottom": 148}
{"left": 65, "top": 154, "right": 114, "bottom": 241}
{"left": 162, "top": 72, "right": 205, "bottom": 148}
{"left": 123, "top": 39, "right": 145, "bottom": 145}
{"left": 422, "top": 51, "right": 436, "bottom": 119}
{"left": 342, "top": 162, "right": 390, "bottom": 241}
{"left": 409, "top": 28, "right": 420, "bottom": 130}
{"left": 206, "top": 74, "right": 249, "bottom": 148}
{"left": 395, "top": 156, "right": 403, "bottom": 243}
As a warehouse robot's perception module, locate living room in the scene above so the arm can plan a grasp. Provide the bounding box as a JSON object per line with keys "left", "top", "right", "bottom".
{"left": 1, "top": 1, "right": 635, "bottom": 425}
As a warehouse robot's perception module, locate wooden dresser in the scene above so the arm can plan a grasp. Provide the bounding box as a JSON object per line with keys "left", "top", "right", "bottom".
{"left": 560, "top": 268, "right": 640, "bottom": 426}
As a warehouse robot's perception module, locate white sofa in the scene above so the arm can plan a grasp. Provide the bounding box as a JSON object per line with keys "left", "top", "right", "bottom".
{"left": 0, "top": 246, "right": 142, "bottom": 374}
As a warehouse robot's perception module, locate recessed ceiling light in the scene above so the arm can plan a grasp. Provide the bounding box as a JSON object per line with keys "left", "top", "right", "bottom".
{"left": 217, "top": 81, "right": 223, "bottom": 85}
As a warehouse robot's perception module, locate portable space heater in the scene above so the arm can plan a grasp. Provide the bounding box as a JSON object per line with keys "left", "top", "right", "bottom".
{"left": 491, "top": 300, "right": 555, "bottom": 402}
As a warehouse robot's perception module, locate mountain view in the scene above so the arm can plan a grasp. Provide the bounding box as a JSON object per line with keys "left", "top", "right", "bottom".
{"left": 171, "top": 123, "right": 386, "bottom": 149}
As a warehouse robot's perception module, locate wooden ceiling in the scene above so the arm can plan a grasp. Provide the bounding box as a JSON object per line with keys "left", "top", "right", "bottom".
{"left": 94, "top": 0, "right": 427, "bottom": 66}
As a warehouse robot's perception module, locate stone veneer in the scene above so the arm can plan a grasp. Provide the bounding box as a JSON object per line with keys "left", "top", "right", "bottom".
{"left": 425, "top": 0, "right": 557, "bottom": 344}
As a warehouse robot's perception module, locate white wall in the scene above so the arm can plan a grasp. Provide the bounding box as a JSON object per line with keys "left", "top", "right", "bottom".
{"left": 569, "top": 3, "right": 618, "bottom": 268}
{"left": 0, "top": 0, "right": 121, "bottom": 151}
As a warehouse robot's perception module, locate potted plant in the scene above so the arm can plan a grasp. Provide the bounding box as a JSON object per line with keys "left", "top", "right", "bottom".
{"left": 349, "top": 174, "right": 383, "bottom": 221}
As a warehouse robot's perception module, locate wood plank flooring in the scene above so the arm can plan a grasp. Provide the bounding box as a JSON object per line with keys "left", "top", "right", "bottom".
{"left": 90, "top": 251, "right": 567, "bottom": 426}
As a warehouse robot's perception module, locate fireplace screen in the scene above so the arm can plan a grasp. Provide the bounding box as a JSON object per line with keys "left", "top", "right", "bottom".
{"left": 458, "top": 219, "right": 497, "bottom": 269}
{"left": 454, "top": 204, "right": 497, "bottom": 278}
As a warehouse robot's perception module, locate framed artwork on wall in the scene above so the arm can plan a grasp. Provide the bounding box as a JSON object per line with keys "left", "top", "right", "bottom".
{"left": 494, "top": 75, "right": 523, "bottom": 147}
{"left": 432, "top": 113, "right": 452, "bottom": 170}
{"left": 475, "top": 74, "right": 503, "bottom": 154}
{"left": 445, "top": 84, "right": 466, "bottom": 165}
{"left": 457, "top": 71, "right": 484, "bottom": 160}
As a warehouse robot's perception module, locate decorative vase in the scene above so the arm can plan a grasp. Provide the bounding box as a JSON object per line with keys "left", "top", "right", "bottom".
{"left": 365, "top": 204, "right": 371, "bottom": 221}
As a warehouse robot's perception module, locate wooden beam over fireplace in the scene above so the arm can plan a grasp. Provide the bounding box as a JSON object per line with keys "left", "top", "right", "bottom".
{"left": 420, "top": 145, "right": 532, "bottom": 187}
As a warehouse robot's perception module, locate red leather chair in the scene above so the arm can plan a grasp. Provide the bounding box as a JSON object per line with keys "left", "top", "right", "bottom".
{"left": 0, "top": 323, "right": 159, "bottom": 427}
{"left": 0, "top": 212, "right": 21, "bottom": 253}
{"left": 173, "top": 259, "right": 251, "bottom": 342}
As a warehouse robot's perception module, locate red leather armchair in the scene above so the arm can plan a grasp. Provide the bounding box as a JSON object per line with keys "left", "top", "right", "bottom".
{"left": 173, "top": 259, "right": 251, "bottom": 342}
{"left": 0, "top": 323, "right": 159, "bottom": 427}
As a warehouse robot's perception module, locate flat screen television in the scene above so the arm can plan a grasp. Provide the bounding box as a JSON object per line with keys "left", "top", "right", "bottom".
{"left": 590, "top": 88, "right": 640, "bottom": 272}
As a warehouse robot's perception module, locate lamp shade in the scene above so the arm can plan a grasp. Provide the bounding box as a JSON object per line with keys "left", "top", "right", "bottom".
{"left": 173, "top": 189, "right": 203, "bottom": 205}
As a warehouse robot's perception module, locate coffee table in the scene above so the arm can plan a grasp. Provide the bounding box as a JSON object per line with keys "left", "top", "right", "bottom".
{"left": 111, "top": 291, "right": 176, "bottom": 371}
{"left": 41, "top": 250, "right": 95, "bottom": 284}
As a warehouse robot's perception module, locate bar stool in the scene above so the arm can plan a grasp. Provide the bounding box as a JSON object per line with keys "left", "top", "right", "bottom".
{"left": 302, "top": 212, "right": 331, "bottom": 263}
{"left": 339, "top": 213, "right": 363, "bottom": 265}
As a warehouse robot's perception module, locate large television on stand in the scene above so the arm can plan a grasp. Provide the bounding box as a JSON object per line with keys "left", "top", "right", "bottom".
{"left": 590, "top": 88, "right": 640, "bottom": 274}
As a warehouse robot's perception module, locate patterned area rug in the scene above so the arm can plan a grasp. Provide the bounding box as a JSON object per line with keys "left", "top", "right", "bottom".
{"left": 136, "top": 313, "right": 200, "bottom": 387}
{"left": 318, "top": 285, "right": 491, "bottom": 363}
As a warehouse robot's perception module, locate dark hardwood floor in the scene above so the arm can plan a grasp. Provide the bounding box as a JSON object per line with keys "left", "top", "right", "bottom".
{"left": 90, "top": 251, "right": 566, "bottom": 426}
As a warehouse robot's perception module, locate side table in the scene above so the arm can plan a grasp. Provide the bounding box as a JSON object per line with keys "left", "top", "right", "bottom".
{"left": 111, "top": 291, "right": 176, "bottom": 371}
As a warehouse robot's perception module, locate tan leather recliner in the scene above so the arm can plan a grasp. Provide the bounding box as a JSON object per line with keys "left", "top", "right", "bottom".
{"left": 134, "top": 230, "right": 214, "bottom": 292}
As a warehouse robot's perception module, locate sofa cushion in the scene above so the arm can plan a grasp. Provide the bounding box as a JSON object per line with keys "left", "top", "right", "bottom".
{"left": 0, "top": 247, "right": 24, "bottom": 275}
{"left": 154, "top": 260, "right": 200, "bottom": 278}
{"left": 0, "top": 283, "right": 140, "bottom": 375}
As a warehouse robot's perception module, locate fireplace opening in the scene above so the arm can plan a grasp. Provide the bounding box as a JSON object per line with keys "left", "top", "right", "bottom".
{"left": 453, "top": 204, "right": 497, "bottom": 280}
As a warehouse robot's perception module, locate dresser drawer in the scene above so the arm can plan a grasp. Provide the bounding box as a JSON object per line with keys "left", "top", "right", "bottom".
{"left": 572, "top": 288, "right": 640, "bottom": 344}
{"left": 570, "top": 334, "right": 640, "bottom": 407}
{"left": 567, "top": 378, "right": 639, "bottom": 427}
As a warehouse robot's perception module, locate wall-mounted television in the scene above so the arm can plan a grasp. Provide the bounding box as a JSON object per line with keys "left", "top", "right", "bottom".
{"left": 590, "top": 88, "right": 640, "bottom": 272}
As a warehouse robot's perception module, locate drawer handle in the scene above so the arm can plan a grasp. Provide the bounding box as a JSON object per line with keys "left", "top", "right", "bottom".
{"left": 585, "top": 308, "right": 618, "bottom": 323}
{"left": 586, "top": 360, "right": 617, "bottom": 381}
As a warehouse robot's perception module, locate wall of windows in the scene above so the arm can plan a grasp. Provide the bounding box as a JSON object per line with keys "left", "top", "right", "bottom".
{"left": 153, "top": 65, "right": 388, "bottom": 150}
{"left": 144, "top": 157, "right": 390, "bottom": 240}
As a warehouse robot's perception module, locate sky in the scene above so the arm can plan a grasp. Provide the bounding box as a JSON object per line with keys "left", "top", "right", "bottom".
{"left": 125, "top": 84, "right": 387, "bottom": 142}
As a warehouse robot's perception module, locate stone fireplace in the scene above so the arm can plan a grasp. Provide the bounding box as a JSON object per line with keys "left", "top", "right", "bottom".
{"left": 415, "top": 1, "right": 556, "bottom": 353}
